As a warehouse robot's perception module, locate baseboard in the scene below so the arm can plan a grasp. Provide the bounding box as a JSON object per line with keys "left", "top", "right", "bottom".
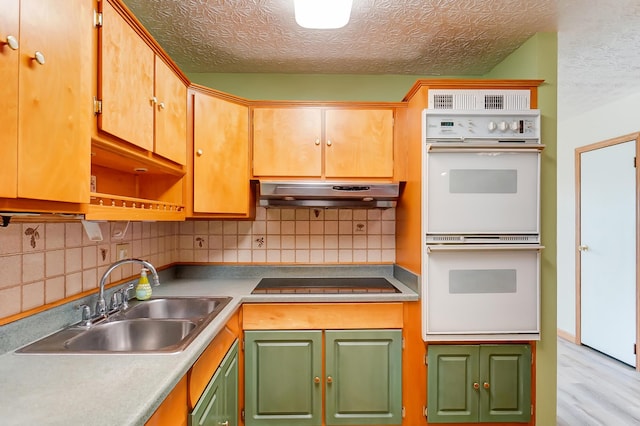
{"left": 557, "top": 328, "right": 577, "bottom": 343}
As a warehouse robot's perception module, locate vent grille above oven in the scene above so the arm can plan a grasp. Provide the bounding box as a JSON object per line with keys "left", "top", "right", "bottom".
{"left": 428, "top": 90, "right": 531, "bottom": 110}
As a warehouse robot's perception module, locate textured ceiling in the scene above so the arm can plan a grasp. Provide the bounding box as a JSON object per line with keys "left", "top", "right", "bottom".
{"left": 122, "top": 0, "right": 557, "bottom": 75}
{"left": 122, "top": 0, "right": 640, "bottom": 117}
{"left": 557, "top": 0, "right": 640, "bottom": 116}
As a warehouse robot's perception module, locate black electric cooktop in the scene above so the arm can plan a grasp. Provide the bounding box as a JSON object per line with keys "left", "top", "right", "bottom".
{"left": 252, "top": 277, "right": 400, "bottom": 294}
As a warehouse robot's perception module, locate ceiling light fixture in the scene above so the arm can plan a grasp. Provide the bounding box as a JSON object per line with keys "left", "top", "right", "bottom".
{"left": 294, "top": 0, "right": 353, "bottom": 29}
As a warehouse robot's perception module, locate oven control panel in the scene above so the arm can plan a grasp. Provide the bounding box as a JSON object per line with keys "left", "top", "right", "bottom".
{"left": 423, "top": 109, "right": 540, "bottom": 142}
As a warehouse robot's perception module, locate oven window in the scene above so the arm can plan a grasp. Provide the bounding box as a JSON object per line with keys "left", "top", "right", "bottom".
{"left": 449, "top": 269, "right": 517, "bottom": 294}
{"left": 449, "top": 169, "right": 517, "bottom": 193}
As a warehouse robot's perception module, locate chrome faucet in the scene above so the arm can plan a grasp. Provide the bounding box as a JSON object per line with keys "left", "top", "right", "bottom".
{"left": 96, "top": 258, "right": 160, "bottom": 316}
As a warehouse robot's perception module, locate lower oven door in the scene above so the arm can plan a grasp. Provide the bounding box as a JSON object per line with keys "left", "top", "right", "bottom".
{"left": 422, "top": 244, "right": 542, "bottom": 341}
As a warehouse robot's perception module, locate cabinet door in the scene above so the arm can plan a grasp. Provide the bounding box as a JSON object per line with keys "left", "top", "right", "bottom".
{"left": 252, "top": 108, "right": 322, "bottom": 177}
{"left": 222, "top": 341, "right": 239, "bottom": 426}
{"left": 189, "top": 368, "right": 224, "bottom": 426}
{"left": 479, "top": 345, "right": 531, "bottom": 423}
{"left": 154, "top": 57, "right": 187, "bottom": 165}
{"left": 325, "top": 330, "right": 402, "bottom": 425}
{"left": 193, "top": 93, "right": 249, "bottom": 214}
{"left": 245, "top": 330, "right": 322, "bottom": 426}
{"left": 100, "top": 0, "right": 154, "bottom": 151}
{"left": 17, "top": 0, "right": 91, "bottom": 202}
{"left": 325, "top": 109, "right": 394, "bottom": 178}
{"left": 427, "top": 345, "right": 479, "bottom": 423}
{"left": 0, "top": 0, "right": 19, "bottom": 198}
{"left": 189, "top": 340, "right": 238, "bottom": 426}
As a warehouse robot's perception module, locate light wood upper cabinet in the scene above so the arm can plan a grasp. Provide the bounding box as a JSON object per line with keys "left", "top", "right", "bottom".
{"left": 252, "top": 107, "right": 322, "bottom": 177}
{"left": 193, "top": 91, "right": 250, "bottom": 215}
{"left": 154, "top": 57, "right": 187, "bottom": 165}
{"left": 0, "top": 0, "right": 19, "bottom": 199}
{"left": 0, "top": 0, "right": 91, "bottom": 204}
{"left": 99, "top": 0, "right": 186, "bottom": 165}
{"left": 325, "top": 109, "right": 394, "bottom": 178}
{"left": 100, "top": 0, "right": 154, "bottom": 152}
{"left": 252, "top": 107, "right": 394, "bottom": 179}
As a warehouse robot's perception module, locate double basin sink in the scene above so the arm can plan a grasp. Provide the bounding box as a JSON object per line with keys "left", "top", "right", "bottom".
{"left": 17, "top": 297, "right": 232, "bottom": 354}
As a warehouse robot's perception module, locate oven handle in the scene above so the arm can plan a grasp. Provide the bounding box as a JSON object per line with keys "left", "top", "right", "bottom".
{"left": 426, "top": 244, "right": 544, "bottom": 253}
{"left": 426, "top": 143, "right": 545, "bottom": 152}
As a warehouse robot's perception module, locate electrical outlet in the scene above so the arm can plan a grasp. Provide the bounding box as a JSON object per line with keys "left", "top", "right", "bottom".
{"left": 116, "top": 243, "right": 130, "bottom": 260}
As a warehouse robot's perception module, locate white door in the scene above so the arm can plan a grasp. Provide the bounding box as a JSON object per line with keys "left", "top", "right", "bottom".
{"left": 580, "top": 140, "right": 636, "bottom": 366}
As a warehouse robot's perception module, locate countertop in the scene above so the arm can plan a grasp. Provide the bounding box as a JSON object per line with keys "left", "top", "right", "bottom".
{"left": 0, "top": 265, "right": 418, "bottom": 426}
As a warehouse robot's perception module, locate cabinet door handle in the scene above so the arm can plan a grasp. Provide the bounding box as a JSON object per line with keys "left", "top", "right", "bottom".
{"left": 483, "top": 382, "right": 490, "bottom": 389}
{"left": 326, "top": 139, "right": 332, "bottom": 146}
{"left": 473, "top": 382, "right": 480, "bottom": 390}
{"left": 314, "top": 138, "right": 320, "bottom": 146}
{"left": 314, "top": 376, "right": 320, "bottom": 384}
{"left": 218, "top": 421, "right": 229, "bottom": 426}
{"left": 157, "top": 102, "right": 165, "bottom": 110}
{"left": 32, "top": 51, "right": 45, "bottom": 65}
{"left": 196, "top": 149, "right": 204, "bottom": 156}
{"left": 327, "top": 376, "right": 333, "bottom": 384}
{"left": 5, "top": 35, "right": 18, "bottom": 50}
{"left": 150, "top": 96, "right": 158, "bottom": 105}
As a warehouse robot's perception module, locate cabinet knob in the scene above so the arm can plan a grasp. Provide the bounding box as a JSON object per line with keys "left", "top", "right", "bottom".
{"left": 157, "top": 102, "right": 165, "bottom": 110}
{"left": 327, "top": 376, "right": 333, "bottom": 384}
{"left": 326, "top": 139, "right": 332, "bottom": 146}
{"left": 150, "top": 96, "right": 158, "bottom": 105}
{"left": 196, "top": 149, "right": 204, "bottom": 156}
{"left": 483, "top": 382, "right": 490, "bottom": 389}
{"left": 473, "top": 382, "right": 480, "bottom": 390}
{"left": 218, "top": 421, "right": 229, "bottom": 426}
{"left": 314, "top": 138, "right": 320, "bottom": 146}
{"left": 4, "top": 35, "right": 18, "bottom": 50}
{"left": 32, "top": 51, "right": 45, "bottom": 65}
{"left": 314, "top": 376, "right": 320, "bottom": 384}
{"left": 578, "top": 245, "right": 589, "bottom": 252}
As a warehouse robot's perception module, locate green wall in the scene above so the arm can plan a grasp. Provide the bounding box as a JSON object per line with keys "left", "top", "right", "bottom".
{"left": 188, "top": 73, "right": 461, "bottom": 102}
{"left": 190, "top": 33, "right": 559, "bottom": 424}
{"left": 485, "top": 32, "right": 558, "bottom": 425}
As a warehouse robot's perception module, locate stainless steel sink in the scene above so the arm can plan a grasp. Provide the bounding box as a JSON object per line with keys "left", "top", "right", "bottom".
{"left": 122, "top": 297, "right": 229, "bottom": 320}
{"left": 65, "top": 319, "right": 196, "bottom": 352}
{"left": 17, "top": 296, "right": 232, "bottom": 354}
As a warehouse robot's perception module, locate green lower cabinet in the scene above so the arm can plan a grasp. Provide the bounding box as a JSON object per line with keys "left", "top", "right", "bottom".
{"left": 427, "top": 344, "right": 531, "bottom": 424}
{"left": 325, "top": 330, "right": 403, "bottom": 425}
{"left": 244, "top": 329, "right": 402, "bottom": 426}
{"left": 190, "top": 340, "right": 239, "bottom": 426}
{"left": 244, "top": 330, "right": 323, "bottom": 426}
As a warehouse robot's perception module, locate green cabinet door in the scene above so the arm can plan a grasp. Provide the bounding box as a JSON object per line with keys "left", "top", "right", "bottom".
{"left": 190, "top": 340, "right": 239, "bottom": 426}
{"left": 244, "top": 330, "right": 322, "bottom": 426}
{"left": 325, "top": 330, "right": 402, "bottom": 425}
{"left": 427, "top": 344, "right": 531, "bottom": 424}
{"left": 479, "top": 345, "right": 531, "bottom": 423}
{"left": 222, "top": 341, "right": 239, "bottom": 426}
{"left": 189, "top": 364, "right": 224, "bottom": 426}
{"left": 427, "top": 345, "right": 480, "bottom": 423}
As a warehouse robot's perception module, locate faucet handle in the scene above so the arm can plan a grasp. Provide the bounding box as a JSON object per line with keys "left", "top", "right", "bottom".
{"left": 120, "top": 283, "right": 135, "bottom": 310}
{"left": 78, "top": 304, "right": 91, "bottom": 327}
{"left": 109, "top": 292, "right": 121, "bottom": 311}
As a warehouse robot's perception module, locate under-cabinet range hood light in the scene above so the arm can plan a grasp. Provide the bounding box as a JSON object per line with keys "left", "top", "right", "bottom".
{"left": 258, "top": 181, "right": 400, "bottom": 209}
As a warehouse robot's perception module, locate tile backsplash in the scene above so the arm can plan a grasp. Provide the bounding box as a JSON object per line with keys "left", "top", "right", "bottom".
{"left": 0, "top": 207, "right": 395, "bottom": 320}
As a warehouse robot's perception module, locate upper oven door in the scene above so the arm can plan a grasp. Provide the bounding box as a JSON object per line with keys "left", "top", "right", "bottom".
{"left": 424, "top": 147, "right": 541, "bottom": 237}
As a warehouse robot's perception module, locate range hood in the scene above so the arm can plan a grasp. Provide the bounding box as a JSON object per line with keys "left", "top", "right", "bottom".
{"left": 258, "top": 181, "right": 400, "bottom": 209}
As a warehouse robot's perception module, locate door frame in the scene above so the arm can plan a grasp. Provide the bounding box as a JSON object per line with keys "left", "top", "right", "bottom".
{"left": 574, "top": 131, "right": 640, "bottom": 370}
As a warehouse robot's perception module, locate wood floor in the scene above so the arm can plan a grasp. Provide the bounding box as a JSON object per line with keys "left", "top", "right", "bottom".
{"left": 557, "top": 337, "right": 640, "bottom": 425}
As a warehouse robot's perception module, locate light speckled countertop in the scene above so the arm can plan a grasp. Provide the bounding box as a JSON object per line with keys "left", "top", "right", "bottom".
{"left": 0, "top": 265, "right": 418, "bottom": 426}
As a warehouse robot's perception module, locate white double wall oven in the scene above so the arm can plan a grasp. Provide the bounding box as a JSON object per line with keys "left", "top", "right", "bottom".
{"left": 421, "top": 105, "right": 543, "bottom": 341}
